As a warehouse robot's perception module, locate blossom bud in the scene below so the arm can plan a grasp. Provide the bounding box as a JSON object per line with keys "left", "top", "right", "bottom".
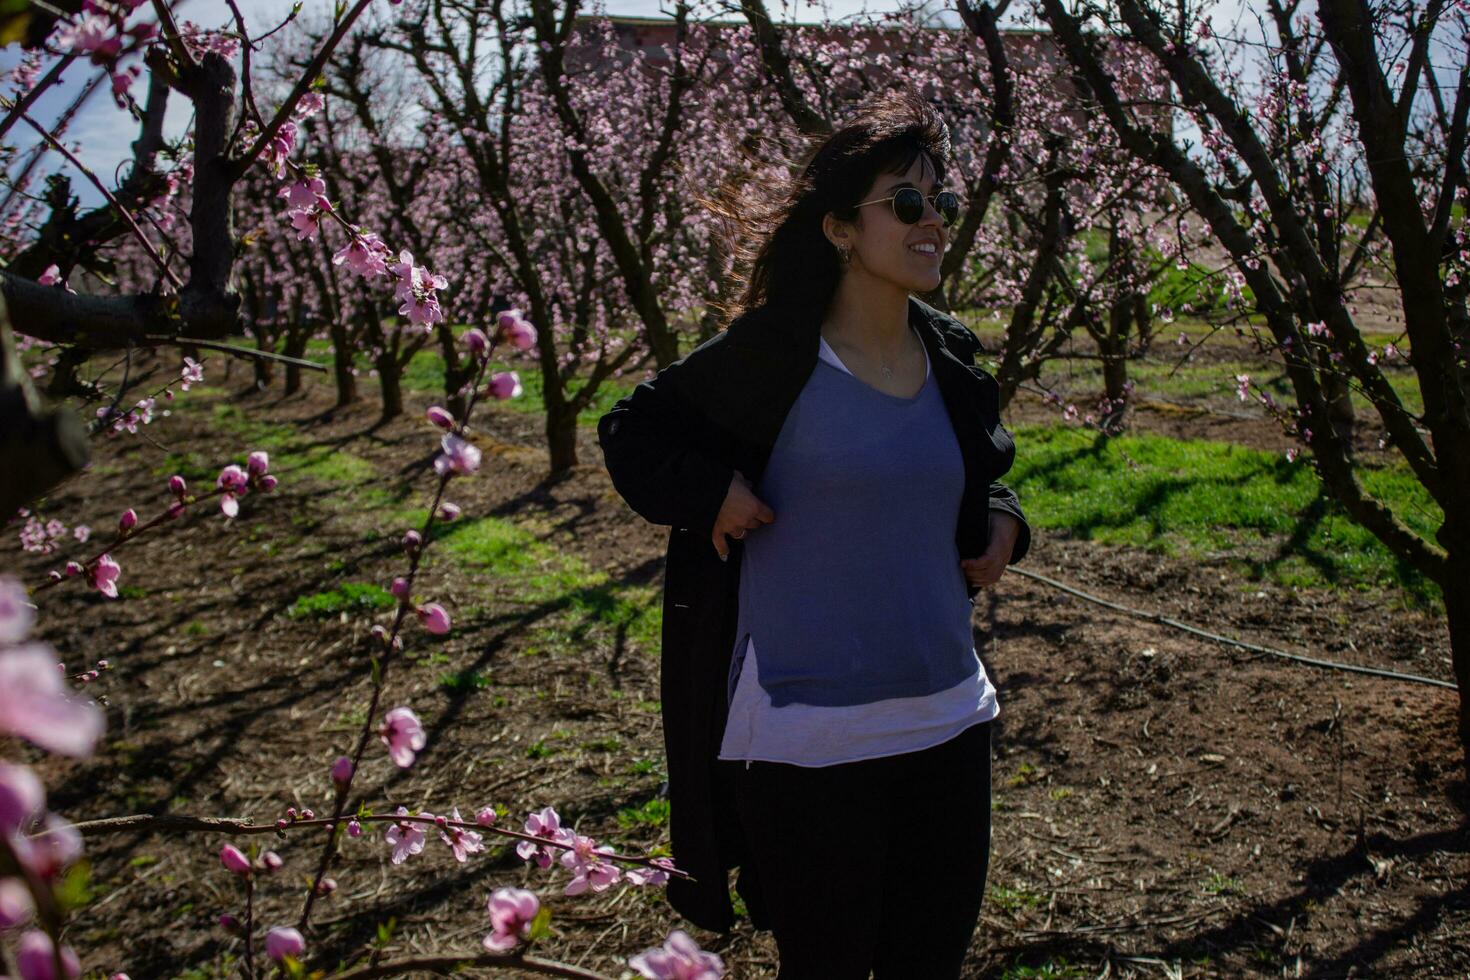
{"left": 438, "top": 502, "right": 461, "bottom": 522}
{"left": 461, "top": 327, "right": 489, "bottom": 355}
{"left": 218, "top": 913, "right": 242, "bottom": 933}
{"left": 265, "top": 926, "right": 306, "bottom": 963}
{"left": 390, "top": 577, "right": 410, "bottom": 600}
{"left": 118, "top": 509, "right": 138, "bottom": 532}
{"left": 260, "top": 475, "right": 278, "bottom": 492}
{"left": 347, "top": 819, "right": 362, "bottom": 838}
{"left": 219, "top": 844, "right": 251, "bottom": 876}
{"left": 165, "top": 502, "right": 185, "bottom": 521}
{"left": 168, "top": 475, "right": 186, "bottom": 497}
{"left": 416, "top": 602, "right": 451, "bottom": 635}
{"left": 247, "top": 451, "right": 270, "bottom": 477}
{"left": 402, "top": 529, "right": 422, "bottom": 553}
{"left": 64, "top": 562, "right": 82, "bottom": 577}
{"left": 426, "top": 405, "right": 454, "bottom": 430}
{"left": 48, "top": 570, "right": 62, "bottom": 583}
{"left": 435, "top": 813, "right": 449, "bottom": 827}
{"left": 331, "top": 756, "right": 354, "bottom": 789}
{"left": 475, "top": 806, "right": 497, "bottom": 826}
{"left": 0, "top": 879, "right": 34, "bottom": 928}
{"left": 286, "top": 807, "right": 297, "bottom": 820}
{"left": 16, "top": 931, "right": 80, "bottom": 980}
{"left": 276, "top": 818, "right": 288, "bottom": 831}
{"left": 485, "top": 371, "right": 522, "bottom": 401}
{"left": 300, "top": 809, "right": 314, "bottom": 820}
{"left": 315, "top": 877, "right": 337, "bottom": 896}
{"left": 260, "top": 850, "right": 283, "bottom": 873}
{"left": 98, "top": 660, "right": 109, "bottom": 669}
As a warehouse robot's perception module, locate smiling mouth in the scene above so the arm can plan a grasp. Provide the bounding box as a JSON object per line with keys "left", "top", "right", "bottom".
{"left": 908, "top": 243, "right": 939, "bottom": 256}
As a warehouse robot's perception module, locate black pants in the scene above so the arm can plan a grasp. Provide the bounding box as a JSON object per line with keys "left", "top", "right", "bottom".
{"left": 733, "top": 720, "right": 993, "bottom": 980}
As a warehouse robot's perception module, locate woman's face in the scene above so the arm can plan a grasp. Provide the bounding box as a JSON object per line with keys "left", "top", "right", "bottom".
{"left": 828, "top": 153, "right": 949, "bottom": 295}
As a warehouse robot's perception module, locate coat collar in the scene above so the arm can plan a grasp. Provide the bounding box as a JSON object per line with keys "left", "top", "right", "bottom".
{"left": 771, "top": 295, "right": 974, "bottom": 371}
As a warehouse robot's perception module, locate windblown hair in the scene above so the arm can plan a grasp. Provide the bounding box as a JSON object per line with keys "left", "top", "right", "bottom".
{"left": 705, "top": 89, "right": 953, "bottom": 326}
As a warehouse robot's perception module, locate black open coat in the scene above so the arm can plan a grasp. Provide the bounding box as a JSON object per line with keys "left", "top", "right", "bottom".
{"left": 596, "top": 297, "right": 1031, "bottom": 932}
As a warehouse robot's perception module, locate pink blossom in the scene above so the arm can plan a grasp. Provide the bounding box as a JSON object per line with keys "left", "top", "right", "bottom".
{"left": 91, "top": 555, "right": 121, "bottom": 599}
{"left": 561, "top": 833, "right": 622, "bottom": 895}
{"left": 0, "top": 878, "right": 34, "bottom": 928}
{"left": 0, "top": 575, "right": 35, "bottom": 643}
{"left": 384, "top": 806, "right": 427, "bottom": 863}
{"left": 260, "top": 850, "right": 283, "bottom": 872}
{"left": 12, "top": 812, "right": 81, "bottom": 880}
{"left": 169, "top": 475, "right": 187, "bottom": 497}
{"left": 15, "top": 929, "right": 81, "bottom": 980}
{"left": 461, "top": 328, "right": 489, "bottom": 355}
{"left": 629, "top": 930, "right": 725, "bottom": 980}
{"left": 264, "top": 926, "right": 306, "bottom": 963}
{"left": 438, "top": 502, "right": 462, "bottom": 522}
{"left": 247, "top": 451, "right": 270, "bottom": 478}
{"left": 440, "top": 808, "right": 485, "bottom": 862}
{"left": 416, "top": 602, "right": 451, "bottom": 635}
{"left": 379, "top": 706, "right": 426, "bottom": 768}
{"left": 118, "top": 509, "right": 138, "bottom": 532}
{"left": 1306, "top": 320, "right": 1328, "bottom": 337}
{"left": 0, "top": 645, "right": 103, "bottom": 756}
{"left": 475, "top": 806, "right": 497, "bottom": 826}
{"left": 390, "top": 577, "right": 410, "bottom": 600}
{"left": 333, "top": 233, "right": 390, "bottom": 280}
{"left": 180, "top": 358, "right": 203, "bottom": 390}
{"left": 0, "top": 761, "right": 44, "bottom": 832}
{"left": 294, "top": 92, "right": 326, "bottom": 119}
{"left": 426, "top": 405, "right": 455, "bottom": 430}
{"left": 496, "top": 310, "right": 537, "bottom": 351}
{"left": 626, "top": 856, "right": 675, "bottom": 887}
{"left": 282, "top": 177, "right": 328, "bottom": 210}
{"left": 486, "top": 371, "right": 522, "bottom": 401}
{"left": 55, "top": 14, "right": 113, "bottom": 55}
{"left": 516, "top": 806, "right": 569, "bottom": 869}
{"left": 347, "top": 819, "right": 362, "bottom": 837}
{"left": 400, "top": 294, "right": 445, "bottom": 329}
{"left": 402, "top": 529, "right": 423, "bottom": 553}
{"left": 483, "top": 887, "right": 539, "bottom": 951}
{"left": 217, "top": 464, "right": 248, "bottom": 518}
{"left": 434, "top": 433, "right": 482, "bottom": 477}
{"left": 219, "top": 844, "right": 251, "bottom": 876}
{"left": 289, "top": 208, "right": 322, "bottom": 241}
{"left": 37, "top": 264, "right": 64, "bottom": 287}
{"left": 331, "top": 755, "right": 354, "bottom": 789}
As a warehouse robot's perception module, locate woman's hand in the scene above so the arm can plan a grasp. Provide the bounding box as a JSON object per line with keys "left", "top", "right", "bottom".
{"left": 960, "top": 512, "right": 1021, "bottom": 589}
{"left": 712, "top": 470, "right": 775, "bottom": 561}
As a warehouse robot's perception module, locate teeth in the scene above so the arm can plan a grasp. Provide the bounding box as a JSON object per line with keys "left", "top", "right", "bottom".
{"left": 910, "top": 243, "right": 937, "bottom": 255}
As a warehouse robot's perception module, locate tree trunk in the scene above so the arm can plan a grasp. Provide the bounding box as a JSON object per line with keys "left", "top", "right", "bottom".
{"left": 252, "top": 333, "right": 274, "bottom": 391}
{"left": 377, "top": 350, "right": 403, "bottom": 422}
{"left": 545, "top": 398, "right": 579, "bottom": 475}
{"left": 1446, "top": 557, "right": 1470, "bottom": 784}
{"left": 282, "top": 328, "right": 309, "bottom": 395}
{"left": 329, "top": 319, "right": 357, "bottom": 407}
{"left": 1323, "top": 372, "right": 1356, "bottom": 437}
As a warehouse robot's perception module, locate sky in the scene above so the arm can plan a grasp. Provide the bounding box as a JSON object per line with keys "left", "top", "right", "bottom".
{"left": 1, "top": 0, "right": 944, "bottom": 210}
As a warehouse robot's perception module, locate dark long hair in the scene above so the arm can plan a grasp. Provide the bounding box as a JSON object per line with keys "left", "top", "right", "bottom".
{"left": 707, "top": 90, "right": 953, "bottom": 325}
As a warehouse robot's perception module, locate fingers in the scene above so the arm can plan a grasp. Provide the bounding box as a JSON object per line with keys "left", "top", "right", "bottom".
{"left": 711, "top": 528, "right": 728, "bottom": 561}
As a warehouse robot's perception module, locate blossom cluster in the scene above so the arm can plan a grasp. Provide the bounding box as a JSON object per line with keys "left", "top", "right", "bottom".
{"left": 0, "top": 576, "right": 105, "bottom": 974}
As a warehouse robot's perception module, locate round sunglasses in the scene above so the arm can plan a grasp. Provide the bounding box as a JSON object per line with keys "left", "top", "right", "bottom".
{"left": 856, "top": 187, "right": 961, "bottom": 227}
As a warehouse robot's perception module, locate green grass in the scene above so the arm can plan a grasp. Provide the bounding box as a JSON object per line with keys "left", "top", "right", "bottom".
{"left": 288, "top": 582, "right": 396, "bottom": 618}
{"left": 1010, "top": 424, "right": 1442, "bottom": 603}
{"left": 209, "top": 404, "right": 392, "bottom": 506}
{"left": 422, "top": 513, "right": 662, "bottom": 646}
{"left": 616, "top": 797, "right": 671, "bottom": 829}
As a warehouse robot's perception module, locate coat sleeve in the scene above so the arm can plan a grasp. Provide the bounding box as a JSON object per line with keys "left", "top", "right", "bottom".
{"left": 945, "top": 317, "right": 1032, "bottom": 566}
{"left": 597, "top": 349, "right": 735, "bottom": 534}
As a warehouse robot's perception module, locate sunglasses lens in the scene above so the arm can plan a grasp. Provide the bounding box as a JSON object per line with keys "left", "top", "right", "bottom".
{"left": 937, "top": 191, "right": 959, "bottom": 226}
{"left": 892, "top": 188, "right": 925, "bottom": 224}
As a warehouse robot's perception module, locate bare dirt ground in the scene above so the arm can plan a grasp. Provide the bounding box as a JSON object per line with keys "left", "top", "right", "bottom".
{"left": 10, "top": 365, "right": 1466, "bottom": 979}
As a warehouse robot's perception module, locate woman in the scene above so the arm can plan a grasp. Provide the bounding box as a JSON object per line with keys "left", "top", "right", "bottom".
{"left": 598, "top": 92, "right": 1029, "bottom": 979}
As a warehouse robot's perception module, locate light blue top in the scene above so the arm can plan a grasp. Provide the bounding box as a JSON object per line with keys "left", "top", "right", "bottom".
{"left": 719, "top": 337, "right": 997, "bottom": 767}
{"left": 729, "top": 335, "right": 982, "bottom": 709}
